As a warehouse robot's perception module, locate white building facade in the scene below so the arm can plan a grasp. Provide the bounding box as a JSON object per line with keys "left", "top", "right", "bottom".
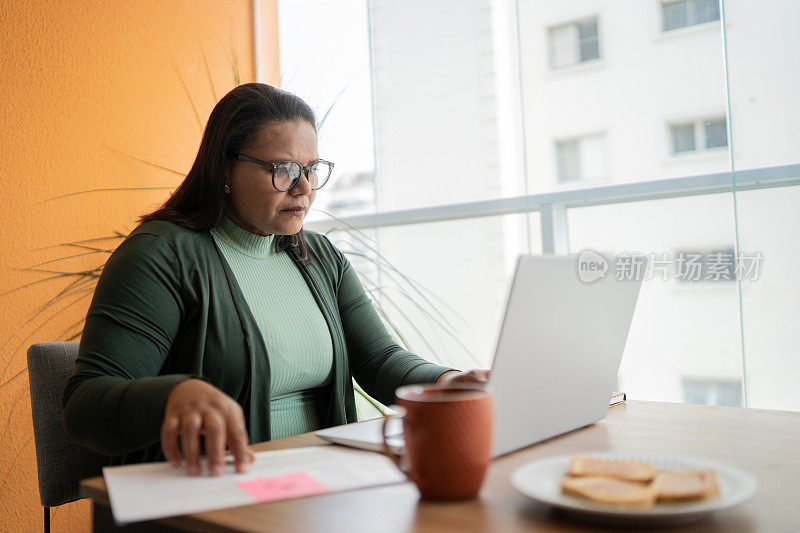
{"left": 284, "top": 0, "right": 800, "bottom": 410}
{"left": 361, "top": 0, "right": 800, "bottom": 409}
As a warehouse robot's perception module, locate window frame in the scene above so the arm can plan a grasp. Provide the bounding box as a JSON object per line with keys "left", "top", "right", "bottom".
{"left": 661, "top": 0, "right": 721, "bottom": 33}
{"left": 547, "top": 15, "right": 601, "bottom": 70}
{"left": 668, "top": 116, "right": 729, "bottom": 156}
{"left": 554, "top": 132, "right": 608, "bottom": 184}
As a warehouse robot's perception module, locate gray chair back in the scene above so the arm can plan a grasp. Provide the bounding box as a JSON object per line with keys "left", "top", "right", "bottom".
{"left": 27, "top": 342, "right": 109, "bottom": 507}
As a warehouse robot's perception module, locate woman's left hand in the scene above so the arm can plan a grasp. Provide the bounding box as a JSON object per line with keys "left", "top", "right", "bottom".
{"left": 436, "top": 369, "right": 490, "bottom": 388}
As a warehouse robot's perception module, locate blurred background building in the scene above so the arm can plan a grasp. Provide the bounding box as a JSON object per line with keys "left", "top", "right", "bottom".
{"left": 284, "top": 0, "right": 800, "bottom": 411}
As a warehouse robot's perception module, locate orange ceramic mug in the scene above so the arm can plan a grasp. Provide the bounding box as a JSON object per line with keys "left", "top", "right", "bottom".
{"left": 382, "top": 384, "right": 493, "bottom": 500}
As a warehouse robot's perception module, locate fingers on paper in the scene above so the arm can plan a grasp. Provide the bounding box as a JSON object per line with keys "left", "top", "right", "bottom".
{"left": 181, "top": 412, "right": 203, "bottom": 476}
{"left": 161, "top": 415, "right": 182, "bottom": 468}
{"left": 226, "top": 403, "right": 253, "bottom": 474}
{"left": 203, "top": 411, "right": 226, "bottom": 476}
{"left": 160, "top": 383, "right": 253, "bottom": 476}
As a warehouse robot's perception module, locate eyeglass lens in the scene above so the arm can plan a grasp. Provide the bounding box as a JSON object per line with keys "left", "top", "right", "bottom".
{"left": 273, "top": 161, "right": 331, "bottom": 191}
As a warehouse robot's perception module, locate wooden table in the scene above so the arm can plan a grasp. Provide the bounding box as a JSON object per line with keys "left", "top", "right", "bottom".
{"left": 81, "top": 401, "right": 800, "bottom": 532}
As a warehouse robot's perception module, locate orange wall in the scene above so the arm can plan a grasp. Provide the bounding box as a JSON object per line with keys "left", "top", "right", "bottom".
{"left": 0, "top": 1, "right": 278, "bottom": 530}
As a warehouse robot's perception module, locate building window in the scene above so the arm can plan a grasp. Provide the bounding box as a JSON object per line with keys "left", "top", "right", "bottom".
{"left": 548, "top": 17, "right": 600, "bottom": 69}
{"left": 556, "top": 134, "right": 607, "bottom": 183}
{"left": 669, "top": 117, "right": 728, "bottom": 154}
{"left": 671, "top": 123, "right": 696, "bottom": 153}
{"left": 556, "top": 140, "right": 580, "bottom": 182}
{"left": 662, "top": 0, "right": 720, "bottom": 32}
{"left": 682, "top": 377, "right": 742, "bottom": 407}
{"left": 704, "top": 118, "right": 728, "bottom": 149}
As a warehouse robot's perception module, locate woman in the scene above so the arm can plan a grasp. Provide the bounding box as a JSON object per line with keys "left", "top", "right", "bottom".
{"left": 62, "top": 83, "right": 487, "bottom": 477}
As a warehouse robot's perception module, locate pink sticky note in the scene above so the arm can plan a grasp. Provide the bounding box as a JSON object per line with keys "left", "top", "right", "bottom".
{"left": 236, "top": 472, "right": 330, "bottom": 503}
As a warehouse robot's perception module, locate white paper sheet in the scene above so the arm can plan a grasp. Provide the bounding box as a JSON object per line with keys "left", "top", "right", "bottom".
{"left": 103, "top": 446, "right": 407, "bottom": 525}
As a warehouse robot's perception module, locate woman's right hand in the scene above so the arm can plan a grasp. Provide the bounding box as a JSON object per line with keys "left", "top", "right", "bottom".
{"left": 161, "top": 378, "right": 255, "bottom": 476}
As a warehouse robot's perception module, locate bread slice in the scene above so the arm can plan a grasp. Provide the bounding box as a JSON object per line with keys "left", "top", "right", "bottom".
{"left": 561, "top": 477, "right": 657, "bottom": 508}
{"left": 568, "top": 457, "right": 657, "bottom": 482}
{"left": 653, "top": 470, "right": 719, "bottom": 502}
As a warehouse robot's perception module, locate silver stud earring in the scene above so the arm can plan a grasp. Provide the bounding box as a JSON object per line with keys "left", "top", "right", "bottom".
{"left": 224, "top": 184, "right": 231, "bottom": 193}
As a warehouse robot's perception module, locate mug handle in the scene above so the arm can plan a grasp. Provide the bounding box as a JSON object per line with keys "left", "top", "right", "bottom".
{"left": 381, "top": 405, "right": 407, "bottom": 476}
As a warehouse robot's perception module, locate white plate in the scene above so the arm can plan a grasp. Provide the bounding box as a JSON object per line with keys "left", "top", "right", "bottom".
{"left": 511, "top": 452, "right": 757, "bottom": 527}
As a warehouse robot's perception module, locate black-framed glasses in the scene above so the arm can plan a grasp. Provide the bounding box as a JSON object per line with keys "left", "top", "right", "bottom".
{"left": 235, "top": 154, "right": 334, "bottom": 191}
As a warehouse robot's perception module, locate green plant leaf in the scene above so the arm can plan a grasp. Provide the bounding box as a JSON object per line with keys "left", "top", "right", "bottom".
{"left": 35, "top": 186, "right": 175, "bottom": 205}
{"left": 22, "top": 250, "right": 109, "bottom": 271}
{"left": 0, "top": 288, "right": 93, "bottom": 386}
{"left": 317, "top": 209, "right": 471, "bottom": 329}
{"left": 353, "top": 380, "right": 387, "bottom": 419}
{"left": 199, "top": 41, "right": 218, "bottom": 102}
{"left": 171, "top": 58, "right": 204, "bottom": 131}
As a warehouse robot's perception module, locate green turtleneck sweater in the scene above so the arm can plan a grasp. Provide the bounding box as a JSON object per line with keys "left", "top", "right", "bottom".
{"left": 211, "top": 217, "right": 334, "bottom": 439}
{"left": 63, "top": 220, "right": 457, "bottom": 465}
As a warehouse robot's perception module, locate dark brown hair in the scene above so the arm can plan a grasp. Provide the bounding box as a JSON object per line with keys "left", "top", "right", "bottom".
{"left": 140, "top": 83, "right": 317, "bottom": 262}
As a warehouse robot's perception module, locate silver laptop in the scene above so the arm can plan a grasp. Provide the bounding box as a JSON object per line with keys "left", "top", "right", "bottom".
{"left": 317, "top": 253, "right": 645, "bottom": 457}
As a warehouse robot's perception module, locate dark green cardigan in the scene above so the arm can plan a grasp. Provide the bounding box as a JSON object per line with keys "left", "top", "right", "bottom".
{"left": 62, "top": 221, "right": 453, "bottom": 464}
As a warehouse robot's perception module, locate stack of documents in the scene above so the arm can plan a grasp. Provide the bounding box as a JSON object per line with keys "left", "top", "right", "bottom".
{"left": 104, "top": 446, "right": 406, "bottom": 525}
